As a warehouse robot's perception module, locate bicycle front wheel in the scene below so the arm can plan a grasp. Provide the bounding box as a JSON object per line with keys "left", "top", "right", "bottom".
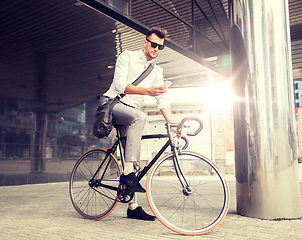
{"left": 146, "top": 150, "right": 230, "bottom": 236}
{"left": 69, "top": 148, "right": 122, "bottom": 220}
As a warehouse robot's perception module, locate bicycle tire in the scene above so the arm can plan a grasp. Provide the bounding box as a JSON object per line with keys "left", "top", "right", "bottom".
{"left": 69, "top": 148, "right": 122, "bottom": 220}
{"left": 146, "top": 150, "right": 230, "bottom": 236}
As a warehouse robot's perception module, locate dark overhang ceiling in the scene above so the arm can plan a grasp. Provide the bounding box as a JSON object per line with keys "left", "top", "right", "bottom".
{"left": 0, "top": 0, "right": 301, "bottom": 113}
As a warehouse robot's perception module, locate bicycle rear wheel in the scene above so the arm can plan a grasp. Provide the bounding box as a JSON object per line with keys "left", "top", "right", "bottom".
{"left": 146, "top": 150, "right": 229, "bottom": 236}
{"left": 69, "top": 148, "right": 122, "bottom": 220}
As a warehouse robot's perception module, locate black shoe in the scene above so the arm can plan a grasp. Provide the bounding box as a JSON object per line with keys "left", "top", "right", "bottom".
{"left": 120, "top": 172, "right": 146, "bottom": 193}
{"left": 127, "top": 207, "right": 156, "bottom": 221}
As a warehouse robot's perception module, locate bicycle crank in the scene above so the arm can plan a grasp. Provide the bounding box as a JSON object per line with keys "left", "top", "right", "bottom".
{"left": 118, "top": 185, "right": 135, "bottom": 203}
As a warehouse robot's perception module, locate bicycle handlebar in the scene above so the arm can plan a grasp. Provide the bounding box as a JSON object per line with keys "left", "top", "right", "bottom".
{"left": 140, "top": 117, "right": 203, "bottom": 151}
{"left": 169, "top": 117, "right": 203, "bottom": 137}
{"left": 181, "top": 117, "right": 203, "bottom": 136}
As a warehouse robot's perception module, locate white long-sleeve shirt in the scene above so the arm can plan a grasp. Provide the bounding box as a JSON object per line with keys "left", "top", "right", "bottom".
{"left": 103, "top": 49, "right": 171, "bottom": 109}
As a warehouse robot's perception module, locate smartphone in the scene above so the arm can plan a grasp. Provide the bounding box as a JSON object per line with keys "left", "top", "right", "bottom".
{"left": 162, "top": 81, "right": 172, "bottom": 88}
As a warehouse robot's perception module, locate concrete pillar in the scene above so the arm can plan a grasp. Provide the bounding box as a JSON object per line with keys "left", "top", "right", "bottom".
{"left": 30, "top": 112, "right": 47, "bottom": 172}
{"left": 230, "top": 0, "right": 301, "bottom": 218}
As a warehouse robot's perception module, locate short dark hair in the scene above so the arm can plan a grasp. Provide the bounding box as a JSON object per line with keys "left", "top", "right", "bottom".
{"left": 146, "top": 26, "right": 169, "bottom": 40}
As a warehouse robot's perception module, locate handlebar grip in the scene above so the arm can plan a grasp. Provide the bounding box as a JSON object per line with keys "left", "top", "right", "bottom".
{"left": 180, "top": 117, "right": 203, "bottom": 136}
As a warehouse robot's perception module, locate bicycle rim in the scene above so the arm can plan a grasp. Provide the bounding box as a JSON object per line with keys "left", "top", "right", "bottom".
{"left": 146, "top": 150, "right": 230, "bottom": 235}
{"left": 69, "top": 148, "right": 122, "bottom": 220}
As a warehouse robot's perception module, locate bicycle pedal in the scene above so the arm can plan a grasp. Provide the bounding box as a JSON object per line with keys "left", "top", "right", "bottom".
{"left": 118, "top": 188, "right": 134, "bottom": 203}
{"left": 119, "top": 184, "right": 128, "bottom": 190}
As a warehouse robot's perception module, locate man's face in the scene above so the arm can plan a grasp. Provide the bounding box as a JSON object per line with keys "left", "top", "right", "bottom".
{"left": 143, "top": 33, "right": 165, "bottom": 61}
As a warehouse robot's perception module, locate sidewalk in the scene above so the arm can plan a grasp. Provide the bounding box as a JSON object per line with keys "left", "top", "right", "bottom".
{"left": 0, "top": 177, "right": 302, "bottom": 239}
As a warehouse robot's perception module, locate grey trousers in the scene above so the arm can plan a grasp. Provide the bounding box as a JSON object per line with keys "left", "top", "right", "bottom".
{"left": 110, "top": 101, "right": 146, "bottom": 165}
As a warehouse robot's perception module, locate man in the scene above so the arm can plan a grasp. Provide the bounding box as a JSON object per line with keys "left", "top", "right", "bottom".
{"left": 102, "top": 27, "right": 174, "bottom": 221}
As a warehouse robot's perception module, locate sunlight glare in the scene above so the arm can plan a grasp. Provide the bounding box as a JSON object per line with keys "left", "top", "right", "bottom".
{"left": 203, "top": 82, "right": 234, "bottom": 117}
{"left": 143, "top": 82, "right": 234, "bottom": 118}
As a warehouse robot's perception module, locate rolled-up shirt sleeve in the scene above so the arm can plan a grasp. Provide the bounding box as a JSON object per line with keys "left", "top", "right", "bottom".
{"left": 112, "top": 51, "right": 130, "bottom": 93}
{"left": 156, "top": 94, "right": 171, "bottom": 109}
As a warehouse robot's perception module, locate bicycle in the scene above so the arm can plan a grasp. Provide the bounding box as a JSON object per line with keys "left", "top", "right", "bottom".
{"left": 69, "top": 117, "right": 230, "bottom": 236}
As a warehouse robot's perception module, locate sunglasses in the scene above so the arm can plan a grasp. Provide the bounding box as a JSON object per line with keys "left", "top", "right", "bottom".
{"left": 146, "top": 39, "right": 165, "bottom": 50}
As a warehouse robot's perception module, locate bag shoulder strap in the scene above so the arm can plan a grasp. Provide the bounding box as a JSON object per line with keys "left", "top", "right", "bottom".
{"left": 131, "top": 62, "right": 154, "bottom": 86}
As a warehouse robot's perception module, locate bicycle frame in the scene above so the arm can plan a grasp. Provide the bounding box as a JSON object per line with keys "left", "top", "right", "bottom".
{"left": 91, "top": 124, "right": 190, "bottom": 194}
{"left": 118, "top": 124, "right": 189, "bottom": 184}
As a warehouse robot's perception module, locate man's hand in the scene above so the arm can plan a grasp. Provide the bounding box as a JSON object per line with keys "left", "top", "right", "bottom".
{"left": 160, "top": 108, "right": 182, "bottom": 138}
{"left": 171, "top": 126, "right": 182, "bottom": 139}
{"left": 147, "top": 86, "right": 167, "bottom": 96}
{"left": 124, "top": 84, "right": 167, "bottom": 96}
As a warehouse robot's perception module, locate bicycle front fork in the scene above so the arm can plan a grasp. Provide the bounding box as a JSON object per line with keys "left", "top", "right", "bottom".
{"left": 172, "top": 150, "right": 193, "bottom": 196}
